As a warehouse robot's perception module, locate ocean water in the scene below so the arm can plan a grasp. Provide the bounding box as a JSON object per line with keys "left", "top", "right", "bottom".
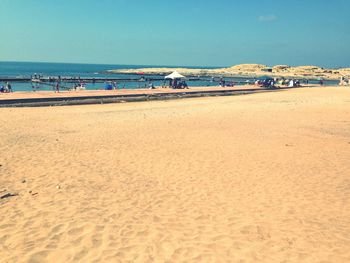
{"left": 0, "top": 61, "right": 225, "bottom": 91}
{"left": 0, "top": 61, "right": 337, "bottom": 91}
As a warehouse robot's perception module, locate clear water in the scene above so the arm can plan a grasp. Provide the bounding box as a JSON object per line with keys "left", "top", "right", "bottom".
{"left": 0, "top": 61, "right": 338, "bottom": 91}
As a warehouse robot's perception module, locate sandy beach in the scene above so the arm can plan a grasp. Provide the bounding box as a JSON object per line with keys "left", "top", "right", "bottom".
{"left": 1, "top": 86, "right": 350, "bottom": 262}
{"left": 0, "top": 85, "right": 263, "bottom": 101}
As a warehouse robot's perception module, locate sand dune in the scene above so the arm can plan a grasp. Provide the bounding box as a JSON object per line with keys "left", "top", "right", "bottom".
{"left": 1, "top": 87, "right": 350, "bottom": 262}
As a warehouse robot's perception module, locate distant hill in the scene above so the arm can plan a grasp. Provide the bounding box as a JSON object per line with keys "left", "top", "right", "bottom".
{"left": 108, "top": 64, "right": 350, "bottom": 80}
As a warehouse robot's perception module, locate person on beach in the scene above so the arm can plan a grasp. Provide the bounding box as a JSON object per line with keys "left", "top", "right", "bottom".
{"left": 5, "top": 82, "right": 12, "bottom": 92}
{"left": 55, "top": 82, "right": 60, "bottom": 93}
{"left": 4, "top": 82, "right": 8, "bottom": 92}
{"left": 173, "top": 79, "right": 178, "bottom": 89}
{"left": 288, "top": 79, "right": 294, "bottom": 87}
{"left": 219, "top": 78, "right": 226, "bottom": 87}
{"left": 183, "top": 81, "right": 188, "bottom": 89}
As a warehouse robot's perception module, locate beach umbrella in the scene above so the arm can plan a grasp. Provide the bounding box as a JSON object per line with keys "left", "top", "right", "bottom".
{"left": 165, "top": 71, "right": 186, "bottom": 80}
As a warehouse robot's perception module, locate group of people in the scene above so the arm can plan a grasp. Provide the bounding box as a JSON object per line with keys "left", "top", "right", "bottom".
{"left": 287, "top": 79, "right": 302, "bottom": 87}
{"left": 0, "top": 82, "right": 12, "bottom": 93}
{"left": 219, "top": 78, "right": 236, "bottom": 87}
{"left": 166, "top": 79, "right": 189, "bottom": 89}
{"left": 254, "top": 78, "right": 276, "bottom": 88}
{"left": 6, "top": 75, "right": 348, "bottom": 95}
{"left": 255, "top": 78, "right": 306, "bottom": 88}
{"left": 104, "top": 81, "right": 124, "bottom": 90}
{"left": 339, "top": 76, "right": 350, "bottom": 86}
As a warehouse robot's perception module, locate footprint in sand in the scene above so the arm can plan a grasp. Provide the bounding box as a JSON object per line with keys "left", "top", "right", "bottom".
{"left": 67, "top": 226, "right": 84, "bottom": 236}
{"left": 73, "top": 246, "right": 89, "bottom": 261}
{"left": 50, "top": 224, "right": 64, "bottom": 235}
{"left": 27, "top": 250, "right": 50, "bottom": 263}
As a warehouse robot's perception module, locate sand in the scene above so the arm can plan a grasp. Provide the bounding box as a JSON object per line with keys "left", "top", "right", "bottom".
{"left": 0, "top": 86, "right": 350, "bottom": 262}
{"left": 0, "top": 85, "right": 262, "bottom": 101}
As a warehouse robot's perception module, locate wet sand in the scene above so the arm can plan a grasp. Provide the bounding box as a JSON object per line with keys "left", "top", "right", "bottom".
{"left": 1, "top": 86, "right": 350, "bottom": 262}
{"left": 0, "top": 85, "right": 260, "bottom": 101}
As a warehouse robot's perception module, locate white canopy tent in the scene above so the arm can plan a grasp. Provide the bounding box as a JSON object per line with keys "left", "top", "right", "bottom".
{"left": 164, "top": 71, "right": 186, "bottom": 80}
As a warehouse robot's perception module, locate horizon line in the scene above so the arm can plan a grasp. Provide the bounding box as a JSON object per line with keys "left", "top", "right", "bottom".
{"left": 0, "top": 60, "right": 348, "bottom": 69}
{"left": 0, "top": 60, "right": 225, "bottom": 69}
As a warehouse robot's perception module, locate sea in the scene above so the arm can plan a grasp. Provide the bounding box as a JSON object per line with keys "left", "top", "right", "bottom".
{"left": 0, "top": 61, "right": 337, "bottom": 92}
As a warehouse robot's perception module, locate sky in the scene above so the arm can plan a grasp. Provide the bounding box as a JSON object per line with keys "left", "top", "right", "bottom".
{"left": 0, "top": 0, "right": 349, "bottom": 67}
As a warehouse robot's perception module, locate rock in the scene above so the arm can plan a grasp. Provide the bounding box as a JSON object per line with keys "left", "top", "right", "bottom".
{"left": 273, "top": 65, "right": 290, "bottom": 72}
{"left": 56, "top": 185, "right": 61, "bottom": 189}
{"left": 22, "top": 179, "right": 26, "bottom": 183}
{"left": 107, "top": 64, "right": 347, "bottom": 80}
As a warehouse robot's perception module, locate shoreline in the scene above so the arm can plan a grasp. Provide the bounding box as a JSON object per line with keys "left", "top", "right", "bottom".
{"left": 0, "top": 84, "right": 322, "bottom": 107}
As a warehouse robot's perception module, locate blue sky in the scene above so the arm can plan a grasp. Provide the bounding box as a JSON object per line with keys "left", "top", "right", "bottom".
{"left": 0, "top": 0, "right": 349, "bottom": 67}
